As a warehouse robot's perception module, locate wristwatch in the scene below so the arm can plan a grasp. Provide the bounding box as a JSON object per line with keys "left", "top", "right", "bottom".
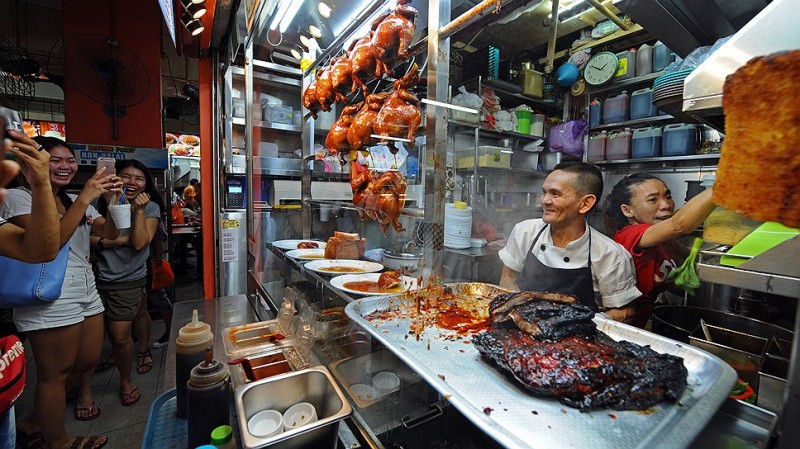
{"left": 97, "top": 237, "right": 105, "bottom": 249}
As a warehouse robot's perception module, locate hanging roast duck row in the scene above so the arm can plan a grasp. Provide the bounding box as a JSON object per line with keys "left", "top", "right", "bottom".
{"left": 301, "top": 0, "right": 423, "bottom": 235}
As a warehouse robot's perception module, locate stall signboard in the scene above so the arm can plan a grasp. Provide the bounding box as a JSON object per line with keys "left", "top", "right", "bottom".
{"left": 69, "top": 143, "right": 168, "bottom": 169}
{"left": 166, "top": 133, "right": 201, "bottom": 158}
{"left": 23, "top": 120, "right": 66, "bottom": 140}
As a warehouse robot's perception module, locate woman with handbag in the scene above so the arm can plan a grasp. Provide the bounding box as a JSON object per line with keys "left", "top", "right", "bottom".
{"left": 0, "top": 129, "right": 60, "bottom": 449}
{"left": 1, "top": 135, "right": 120, "bottom": 449}
{"left": 91, "top": 159, "right": 164, "bottom": 408}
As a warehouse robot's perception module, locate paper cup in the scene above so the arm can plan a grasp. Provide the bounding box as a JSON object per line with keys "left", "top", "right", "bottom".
{"left": 108, "top": 204, "right": 131, "bottom": 229}
{"left": 248, "top": 409, "right": 283, "bottom": 437}
{"left": 282, "top": 402, "right": 317, "bottom": 431}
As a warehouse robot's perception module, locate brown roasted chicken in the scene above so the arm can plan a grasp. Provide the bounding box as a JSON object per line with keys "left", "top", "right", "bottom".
{"left": 348, "top": 92, "right": 389, "bottom": 150}
{"left": 374, "top": 64, "right": 421, "bottom": 144}
{"left": 351, "top": 166, "right": 407, "bottom": 234}
{"left": 303, "top": 75, "right": 322, "bottom": 119}
{"left": 377, "top": 270, "right": 403, "bottom": 288}
{"left": 314, "top": 64, "right": 338, "bottom": 113}
{"left": 325, "top": 102, "right": 362, "bottom": 155}
{"left": 348, "top": 32, "right": 383, "bottom": 94}
{"left": 371, "top": 0, "right": 418, "bottom": 73}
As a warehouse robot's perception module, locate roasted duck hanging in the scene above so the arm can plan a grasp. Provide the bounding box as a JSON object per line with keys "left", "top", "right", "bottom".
{"left": 325, "top": 102, "right": 362, "bottom": 155}
{"left": 374, "top": 64, "right": 422, "bottom": 145}
{"left": 371, "top": 0, "right": 418, "bottom": 75}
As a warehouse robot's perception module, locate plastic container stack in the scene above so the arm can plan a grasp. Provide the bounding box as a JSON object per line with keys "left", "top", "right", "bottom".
{"left": 603, "top": 91, "right": 630, "bottom": 124}
{"left": 632, "top": 127, "right": 663, "bottom": 158}
{"left": 605, "top": 128, "right": 632, "bottom": 160}
{"left": 589, "top": 99, "right": 602, "bottom": 128}
{"left": 653, "top": 41, "right": 675, "bottom": 72}
{"left": 630, "top": 88, "right": 659, "bottom": 119}
{"left": 636, "top": 43, "right": 654, "bottom": 77}
{"left": 663, "top": 123, "right": 700, "bottom": 156}
{"left": 614, "top": 48, "right": 637, "bottom": 81}
{"left": 587, "top": 131, "right": 608, "bottom": 161}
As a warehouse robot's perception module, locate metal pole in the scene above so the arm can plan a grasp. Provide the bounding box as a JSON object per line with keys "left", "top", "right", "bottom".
{"left": 544, "top": 0, "right": 560, "bottom": 74}
{"left": 408, "top": 0, "right": 503, "bottom": 59}
{"left": 585, "top": 0, "right": 629, "bottom": 31}
{"left": 422, "top": 0, "right": 450, "bottom": 284}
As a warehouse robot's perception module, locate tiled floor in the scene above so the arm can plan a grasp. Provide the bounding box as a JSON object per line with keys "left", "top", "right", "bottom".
{"left": 15, "top": 256, "right": 205, "bottom": 449}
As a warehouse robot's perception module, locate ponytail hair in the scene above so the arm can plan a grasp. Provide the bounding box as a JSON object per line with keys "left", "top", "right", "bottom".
{"left": 602, "top": 173, "right": 663, "bottom": 234}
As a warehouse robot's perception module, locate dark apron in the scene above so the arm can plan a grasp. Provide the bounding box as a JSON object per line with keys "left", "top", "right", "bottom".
{"left": 518, "top": 224, "right": 597, "bottom": 311}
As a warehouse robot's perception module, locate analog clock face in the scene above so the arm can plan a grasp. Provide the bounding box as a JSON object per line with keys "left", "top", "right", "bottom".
{"left": 584, "top": 52, "right": 619, "bottom": 86}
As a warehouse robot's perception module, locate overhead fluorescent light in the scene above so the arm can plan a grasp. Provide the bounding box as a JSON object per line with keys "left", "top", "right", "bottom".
{"left": 421, "top": 98, "right": 479, "bottom": 114}
{"left": 500, "top": 149, "right": 513, "bottom": 154}
{"left": 279, "top": 1, "right": 304, "bottom": 33}
{"left": 269, "top": 0, "right": 293, "bottom": 31}
{"left": 370, "top": 134, "right": 412, "bottom": 143}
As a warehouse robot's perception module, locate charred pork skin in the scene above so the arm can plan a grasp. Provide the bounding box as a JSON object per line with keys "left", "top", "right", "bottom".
{"left": 490, "top": 291, "right": 577, "bottom": 322}
{"left": 473, "top": 323, "right": 688, "bottom": 410}
{"left": 504, "top": 300, "right": 596, "bottom": 341}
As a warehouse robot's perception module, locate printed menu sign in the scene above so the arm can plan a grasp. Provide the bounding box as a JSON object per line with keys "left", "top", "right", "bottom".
{"left": 166, "top": 133, "right": 200, "bottom": 158}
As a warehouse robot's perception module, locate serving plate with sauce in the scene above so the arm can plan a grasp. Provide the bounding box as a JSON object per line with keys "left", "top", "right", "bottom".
{"left": 330, "top": 273, "right": 418, "bottom": 296}
{"left": 273, "top": 239, "right": 327, "bottom": 250}
{"left": 284, "top": 248, "right": 326, "bottom": 260}
{"left": 304, "top": 259, "right": 384, "bottom": 275}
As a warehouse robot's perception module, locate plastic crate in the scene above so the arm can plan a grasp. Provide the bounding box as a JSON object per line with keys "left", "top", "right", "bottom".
{"left": 142, "top": 389, "right": 188, "bottom": 449}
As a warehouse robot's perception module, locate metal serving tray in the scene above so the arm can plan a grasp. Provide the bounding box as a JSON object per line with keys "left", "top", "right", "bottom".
{"left": 344, "top": 283, "right": 737, "bottom": 449}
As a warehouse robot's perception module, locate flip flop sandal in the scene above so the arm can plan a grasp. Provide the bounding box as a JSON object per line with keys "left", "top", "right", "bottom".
{"left": 75, "top": 401, "right": 101, "bottom": 421}
{"left": 120, "top": 386, "right": 140, "bottom": 406}
{"left": 69, "top": 435, "right": 109, "bottom": 449}
{"left": 137, "top": 349, "right": 153, "bottom": 375}
{"left": 16, "top": 430, "right": 44, "bottom": 449}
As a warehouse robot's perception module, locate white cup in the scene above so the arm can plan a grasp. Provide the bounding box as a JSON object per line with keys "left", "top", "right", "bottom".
{"left": 350, "top": 383, "right": 378, "bottom": 402}
{"left": 372, "top": 371, "right": 400, "bottom": 397}
{"left": 108, "top": 204, "right": 131, "bottom": 229}
{"left": 282, "top": 402, "right": 317, "bottom": 431}
{"left": 248, "top": 409, "right": 283, "bottom": 437}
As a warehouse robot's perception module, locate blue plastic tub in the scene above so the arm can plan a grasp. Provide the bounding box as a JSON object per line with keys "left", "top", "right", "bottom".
{"left": 602, "top": 91, "right": 630, "bottom": 124}
{"left": 632, "top": 127, "right": 663, "bottom": 158}
{"left": 630, "top": 88, "right": 658, "bottom": 120}
{"left": 142, "top": 389, "right": 188, "bottom": 449}
{"left": 663, "top": 123, "right": 700, "bottom": 156}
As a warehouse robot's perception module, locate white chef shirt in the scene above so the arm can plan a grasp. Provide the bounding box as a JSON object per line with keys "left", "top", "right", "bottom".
{"left": 499, "top": 219, "right": 642, "bottom": 309}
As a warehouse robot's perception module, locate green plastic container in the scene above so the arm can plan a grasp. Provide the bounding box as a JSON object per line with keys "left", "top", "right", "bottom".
{"left": 515, "top": 110, "right": 532, "bottom": 134}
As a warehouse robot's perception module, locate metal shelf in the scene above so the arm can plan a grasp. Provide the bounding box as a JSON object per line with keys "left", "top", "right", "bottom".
{"left": 458, "top": 77, "right": 560, "bottom": 113}
{"left": 590, "top": 114, "right": 675, "bottom": 131}
{"left": 592, "top": 153, "right": 720, "bottom": 165}
{"left": 587, "top": 71, "right": 664, "bottom": 96}
{"left": 450, "top": 121, "right": 547, "bottom": 141}
{"left": 455, "top": 166, "right": 546, "bottom": 176}
{"left": 232, "top": 117, "right": 301, "bottom": 133}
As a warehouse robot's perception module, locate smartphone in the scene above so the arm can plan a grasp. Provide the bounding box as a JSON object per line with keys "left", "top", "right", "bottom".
{"left": 0, "top": 106, "right": 23, "bottom": 142}
{"left": 96, "top": 157, "right": 117, "bottom": 174}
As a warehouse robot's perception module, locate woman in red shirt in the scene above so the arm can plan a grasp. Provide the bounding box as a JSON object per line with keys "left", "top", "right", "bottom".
{"left": 603, "top": 173, "right": 716, "bottom": 328}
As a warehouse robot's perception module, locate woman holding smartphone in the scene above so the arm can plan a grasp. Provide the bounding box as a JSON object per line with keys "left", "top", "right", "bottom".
{"left": 1, "top": 136, "right": 120, "bottom": 449}
{"left": 91, "top": 159, "right": 164, "bottom": 408}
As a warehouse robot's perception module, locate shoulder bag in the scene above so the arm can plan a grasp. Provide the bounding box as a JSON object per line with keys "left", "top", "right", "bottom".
{"left": 0, "top": 242, "right": 70, "bottom": 307}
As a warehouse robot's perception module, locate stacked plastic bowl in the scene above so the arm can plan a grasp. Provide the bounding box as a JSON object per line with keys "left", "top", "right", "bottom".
{"left": 444, "top": 202, "right": 473, "bottom": 249}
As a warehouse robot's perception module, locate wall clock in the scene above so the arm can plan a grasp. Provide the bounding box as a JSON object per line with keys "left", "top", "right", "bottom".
{"left": 584, "top": 51, "right": 619, "bottom": 86}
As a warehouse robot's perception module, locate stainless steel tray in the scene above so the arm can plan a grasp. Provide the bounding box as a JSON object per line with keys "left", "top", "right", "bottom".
{"left": 344, "top": 283, "right": 737, "bottom": 449}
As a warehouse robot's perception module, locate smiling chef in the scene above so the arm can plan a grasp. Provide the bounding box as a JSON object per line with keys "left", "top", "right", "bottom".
{"left": 498, "top": 161, "right": 641, "bottom": 323}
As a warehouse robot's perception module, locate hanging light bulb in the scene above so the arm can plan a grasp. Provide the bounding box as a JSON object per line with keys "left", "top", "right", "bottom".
{"left": 291, "top": 48, "right": 302, "bottom": 60}
{"left": 300, "top": 35, "right": 312, "bottom": 49}
{"left": 317, "top": 2, "right": 332, "bottom": 18}
{"left": 308, "top": 25, "right": 322, "bottom": 38}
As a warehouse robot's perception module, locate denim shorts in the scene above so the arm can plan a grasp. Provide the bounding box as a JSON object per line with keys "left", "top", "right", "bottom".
{"left": 13, "top": 266, "right": 105, "bottom": 333}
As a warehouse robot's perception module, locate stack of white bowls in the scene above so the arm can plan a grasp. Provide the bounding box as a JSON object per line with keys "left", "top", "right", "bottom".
{"left": 444, "top": 202, "right": 473, "bottom": 249}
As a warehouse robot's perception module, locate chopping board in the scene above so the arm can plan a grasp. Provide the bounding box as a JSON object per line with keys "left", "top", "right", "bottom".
{"left": 720, "top": 222, "right": 799, "bottom": 267}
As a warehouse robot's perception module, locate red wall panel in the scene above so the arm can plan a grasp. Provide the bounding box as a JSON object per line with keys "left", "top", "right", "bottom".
{"left": 62, "top": 0, "right": 163, "bottom": 147}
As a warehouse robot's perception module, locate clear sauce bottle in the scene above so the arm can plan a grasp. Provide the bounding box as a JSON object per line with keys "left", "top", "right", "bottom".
{"left": 175, "top": 309, "right": 213, "bottom": 418}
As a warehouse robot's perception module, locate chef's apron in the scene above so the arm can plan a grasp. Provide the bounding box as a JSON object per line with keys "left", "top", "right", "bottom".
{"left": 518, "top": 224, "right": 597, "bottom": 311}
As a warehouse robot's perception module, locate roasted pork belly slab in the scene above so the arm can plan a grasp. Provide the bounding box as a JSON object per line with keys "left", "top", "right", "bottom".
{"left": 473, "top": 323, "right": 688, "bottom": 411}
{"left": 489, "top": 292, "right": 592, "bottom": 340}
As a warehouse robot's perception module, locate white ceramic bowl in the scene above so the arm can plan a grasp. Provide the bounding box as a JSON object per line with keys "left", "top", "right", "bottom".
{"left": 248, "top": 409, "right": 283, "bottom": 437}
{"left": 350, "top": 383, "right": 378, "bottom": 402}
{"left": 372, "top": 371, "right": 401, "bottom": 396}
{"left": 282, "top": 402, "right": 318, "bottom": 431}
